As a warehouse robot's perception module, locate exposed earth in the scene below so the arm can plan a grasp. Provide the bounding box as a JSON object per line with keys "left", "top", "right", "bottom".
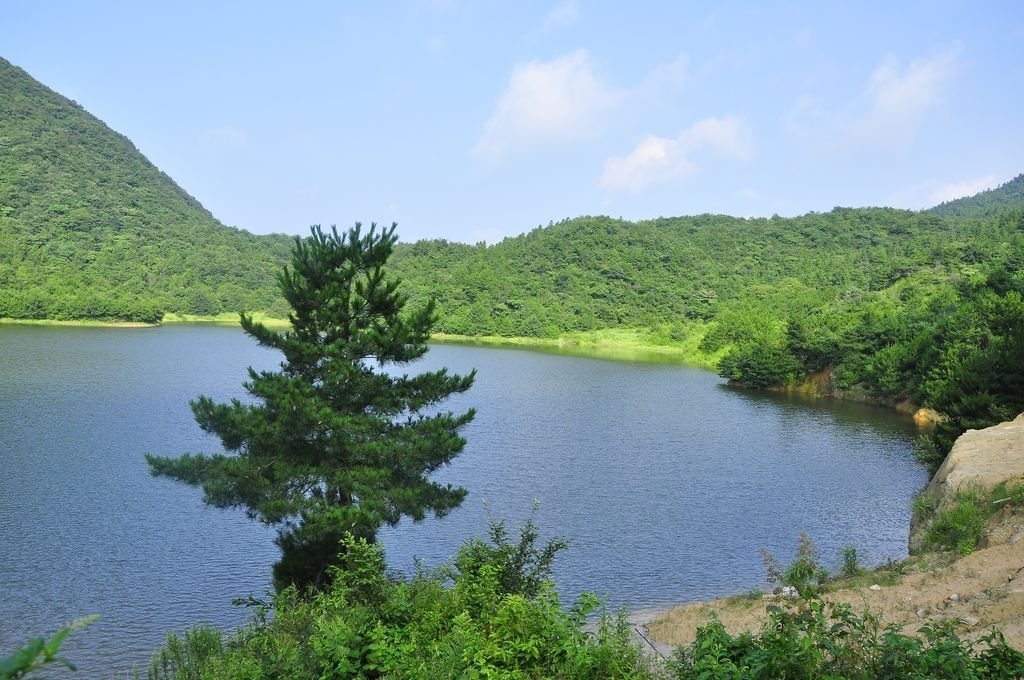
{"left": 639, "top": 414, "right": 1024, "bottom": 657}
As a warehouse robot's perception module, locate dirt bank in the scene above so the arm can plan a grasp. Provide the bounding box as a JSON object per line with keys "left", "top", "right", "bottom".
{"left": 643, "top": 414, "right": 1024, "bottom": 654}
{"left": 643, "top": 510, "right": 1024, "bottom": 653}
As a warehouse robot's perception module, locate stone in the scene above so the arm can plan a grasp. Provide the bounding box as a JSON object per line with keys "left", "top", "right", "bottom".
{"left": 869, "top": 584, "right": 881, "bottom": 591}
{"left": 924, "top": 413, "right": 1024, "bottom": 510}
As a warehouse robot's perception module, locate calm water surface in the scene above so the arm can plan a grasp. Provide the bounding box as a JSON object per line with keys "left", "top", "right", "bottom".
{"left": 0, "top": 325, "right": 928, "bottom": 674}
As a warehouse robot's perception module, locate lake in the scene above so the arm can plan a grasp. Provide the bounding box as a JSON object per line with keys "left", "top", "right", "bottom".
{"left": 0, "top": 324, "right": 929, "bottom": 675}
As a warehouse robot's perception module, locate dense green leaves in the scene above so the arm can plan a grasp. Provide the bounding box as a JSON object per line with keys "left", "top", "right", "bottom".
{"left": 0, "top": 57, "right": 292, "bottom": 322}
{"left": 6, "top": 53, "right": 1024, "bottom": 469}
{"left": 669, "top": 600, "right": 1024, "bottom": 679}
{"left": 146, "top": 224, "right": 475, "bottom": 590}
{"left": 143, "top": 528, "right": 1024, "bottom": 679}
{"left": 145, "top": 527, "right": 654, "bottom": 680}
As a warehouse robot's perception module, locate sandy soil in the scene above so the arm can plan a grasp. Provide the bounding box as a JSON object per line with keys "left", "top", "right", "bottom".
{"left": 638, "top": 509, "right": 1024, "bottom": 657}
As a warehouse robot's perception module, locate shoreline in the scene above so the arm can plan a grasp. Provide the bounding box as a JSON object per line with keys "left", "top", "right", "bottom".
{"left": 1, "top": 316, "right": 722, "bottom": 369}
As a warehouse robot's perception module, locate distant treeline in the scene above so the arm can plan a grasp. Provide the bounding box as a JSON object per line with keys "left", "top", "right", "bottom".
{"left": 2, "top": 53, "right": 1022, "bottom": 462}
{"left": 388, "top": 190, "right": 1024, "bottom": 468}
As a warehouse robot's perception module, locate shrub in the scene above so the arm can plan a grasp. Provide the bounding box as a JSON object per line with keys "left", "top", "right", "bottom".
{"left": 668, "top": 594, "right": 1024, "bottom": 679}
{"left": 920, "top": 483, "right": 1024, "bottom": 555}
{"left": 840, "top": 544, "right": 863, "bottom": 578}
{"left": 760, "top": 531, "right": 830, "bottom": 597}
{"left": 145, "top": 519, "right": 656, "bottom": 680}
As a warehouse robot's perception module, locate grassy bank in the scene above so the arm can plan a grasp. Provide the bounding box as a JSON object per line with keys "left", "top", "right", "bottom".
{"left": 433, "top": 325, "right": 723, "bottom": 368}
{"left": 3, "top": 316, "right": 723, "bottom": 368}
{"left": 0, "top": 317, "right": 153, "bottom": 328}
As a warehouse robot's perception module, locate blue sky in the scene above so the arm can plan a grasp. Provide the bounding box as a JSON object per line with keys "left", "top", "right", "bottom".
{"left": 4, "top": 1, "right": 1022, "bottom": 244}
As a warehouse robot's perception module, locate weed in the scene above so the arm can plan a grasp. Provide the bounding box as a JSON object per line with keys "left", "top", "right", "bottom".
{"left": 839, "top": 545, "right": 864, "bottom": 578}
{"left": 760, "top": 532, "right": 830, "bottom": 597}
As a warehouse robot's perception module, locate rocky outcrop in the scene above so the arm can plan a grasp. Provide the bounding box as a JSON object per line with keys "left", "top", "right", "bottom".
{"left": 777, "top": 367, "right": 940, "bottom": 424}
{"left": 924, "top": 413, "right": 1024, "bottom": 510}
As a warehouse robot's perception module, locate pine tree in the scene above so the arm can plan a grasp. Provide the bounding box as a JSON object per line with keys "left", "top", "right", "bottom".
{"left": 146, "top": 223, "right": 476, "bottom": 589}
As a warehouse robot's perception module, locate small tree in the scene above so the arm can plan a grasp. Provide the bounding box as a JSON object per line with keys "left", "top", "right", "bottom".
{"left": 147, "top": 223, "right": 476, "bottom": 589}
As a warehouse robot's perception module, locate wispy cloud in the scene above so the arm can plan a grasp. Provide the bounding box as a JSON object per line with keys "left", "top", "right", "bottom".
{"left": 542, "top": 0, "right": 579, "bottom": 30}
{"left": 599, "top": 116, "right": 753, "bottom": 193}
{"left": 846, "top": 44, "right": 961, "bottom": 149}
{"left": 474, "top": 50, "right": 621, "bottom": 157}
{"left": 929, "top": 174, "right": 999, "bottom": 205}
{"left": 786, "top": 44, "right": 961, "bottom": 153}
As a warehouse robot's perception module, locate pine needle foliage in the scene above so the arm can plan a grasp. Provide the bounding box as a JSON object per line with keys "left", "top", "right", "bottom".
{"left": 146, "top": 223, "right": 476, "bottom": 589}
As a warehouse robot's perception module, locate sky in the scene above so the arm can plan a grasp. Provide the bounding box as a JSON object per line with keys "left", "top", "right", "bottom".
{"left": 4, "top": 1, "right": 1023, "bottom": 244}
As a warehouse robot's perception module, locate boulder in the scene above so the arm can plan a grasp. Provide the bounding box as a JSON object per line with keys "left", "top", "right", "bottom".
{"left": 924, "top": 413, "right": 1024, "bottom": 510}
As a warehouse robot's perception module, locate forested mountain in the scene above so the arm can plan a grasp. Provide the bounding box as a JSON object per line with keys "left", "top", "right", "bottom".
{"left": 386, "top": 177, "right": 1024, "bottom": 469}
{"left": 2, "top": 55, "right": 1022, "bottom": 464}
{"left": 929, "top": 173, "right": 1024, "bottom": 218}
{"left": 0, "top": 57, "right": 292, "bottom": 321}
{"left": 390, "top": 201, "right": 1020, "bottom": 338}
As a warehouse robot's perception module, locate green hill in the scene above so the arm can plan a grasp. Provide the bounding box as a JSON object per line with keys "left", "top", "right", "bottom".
{"left": 928, "top": 173, "right": 1024, "bottom": 218}
{"left": 0, "top": 57, "right": 292, "bottom": 322}
{"left": 1, "top": 54, "right": 1022, "bottom": 469}
{"left": 391, "top": 204, "right": 1023, "bottom": 339}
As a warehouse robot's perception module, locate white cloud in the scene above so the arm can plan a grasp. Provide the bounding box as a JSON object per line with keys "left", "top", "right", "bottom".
{"left": 785, "top": 44, "right": 961, "bottom": 153}
{"left": 474, "top": 50, "right": 621, "bottom": 157}
{"left": 929, "top": 174, "right": 999, "bottom": 205}
{"left": 542, "top": 0, "right": 579, "bottom": 30}
{"left": 633, "top": 52, "right": 689, "bottom": 98}
{"left": 846, "top": 44, "right": 961, "bottom": 149}
{"left": 599, "top": 116, "right": 753, "bottom": 193}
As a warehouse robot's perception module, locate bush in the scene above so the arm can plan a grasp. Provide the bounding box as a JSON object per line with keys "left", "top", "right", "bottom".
{"left": 760, "top": 531, "right": 830, "bottom": 597}
{"left": 669, "top": 595, "right": 1024, "bottom": 679}
{"left": 840, "top": 545, "right": 863, "bottom": 578}
{"left": 145, "top": 520, "right": 657, "bottom": 680}
{"left": 920, "top": 483, "right": 1024, "bottom": 555}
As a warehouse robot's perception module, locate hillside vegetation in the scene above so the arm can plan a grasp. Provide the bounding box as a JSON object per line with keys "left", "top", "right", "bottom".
{"left": 4, "top": 57, "right": 1024, "bottom": 676}
{"left": 2, "top": 55, "right": 1022, "bottom": 464}
{"left": 0, "top": 57, "right": 293, "bottom": 322}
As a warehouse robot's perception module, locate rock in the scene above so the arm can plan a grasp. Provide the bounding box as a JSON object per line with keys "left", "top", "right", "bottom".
{"left": 949, "top": 593, "right": 962, "bottom": 602}
{"left": 780, "top": 586, "right": 799, "bottom": 599}
{"left": 916, "top": 608, "right": 930, "bottom": 618}
{"left": 960, "top": 615, "right": 981, "bottom": 627}
{"left": 924, "top": 413, "right": 1024, "bottom": 511}
{"left": 913, "top": 408, "right": 943, "bottom": 426}
{"left": 869, "top": 584, "right": 882, "bottom": 591}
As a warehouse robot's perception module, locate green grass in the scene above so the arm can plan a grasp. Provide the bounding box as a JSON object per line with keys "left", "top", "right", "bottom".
{"left": 918, "top": 482, "right": 1024, "bottom": 555}
{"left": 433, "top": 324, "right": 723, "bottom": 368}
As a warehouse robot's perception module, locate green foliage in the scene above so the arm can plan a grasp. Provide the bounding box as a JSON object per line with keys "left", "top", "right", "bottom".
{"left": 145, "top": 523, "right": 656, "bottom": 680}
{"left": 146, "top": 224, "right": 476, "bottom": 590}
{"left": 146, "top": 627, "right": 223, "bottom": 680}
{"left": 914, "top": 275, "right": 1024, "bottom": 470}
{"left": 143, "top": 524, "right": 1024, "bottom": 679}
{"left": 6, "top": 53, "right": 1024, "bottom": 468}
{"left": 0, "top": 57, "right": 291, "bottom": 322}
{"left": 0, "top": 615, "right": 98, "bottom": 679}
{"left": 668, "top": 596, "right": 1024, "bottom": 679}
{"left": 839, "top": 545, "right": 863, "bottom": 579}
{"left": 452, "top": 504, "right": 569, "bottom": 602}
{"left": 760, "top": 532, "right": 830, "bottom": 598}
{"left": 717, "top": 341, "right": 803, "bottom": 388}
{"left": 919, "top": 483, "right": 1024, "bottom": 555}
{"left": 930, "top": 173, "right": 1024, "bottom": 218}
